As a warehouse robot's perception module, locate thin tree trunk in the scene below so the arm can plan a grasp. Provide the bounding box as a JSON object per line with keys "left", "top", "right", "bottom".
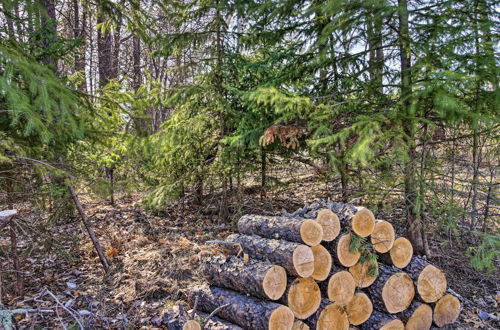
{"left": 40, "top": 0, "right": 57, "bottom": 71}
{"left": 97, "top": 13, "right": 112, "bottom": 87}
{"left": 261, "top": 146, "right": 267, "bottom": 198}
{"left": 398, "top": 0, "right": 425, "bottom": 254}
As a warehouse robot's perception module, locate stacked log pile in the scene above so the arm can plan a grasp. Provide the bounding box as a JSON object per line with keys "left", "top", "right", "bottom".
{"left": 173, "top": 200, "right": 462, "bottom": 330}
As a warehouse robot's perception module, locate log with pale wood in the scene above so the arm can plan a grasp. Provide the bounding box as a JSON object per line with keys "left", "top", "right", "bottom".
{"left": 335, "top": 204, "right": 376, "bottom": 237}
{"left": 226, "top": 233, "right": 315, "bottom": 277}
{"left": 357, "top": 310, "right": 404, "bottom": 330}
{"left": 349, "top": 258, "right": 379, "bottom": 288}
{"left": 379, "top": 236, "right": 413, "bottom": 269}
{"left": 305, "top": 299, "right": 350, "bottom": 330}
{"left": 370, "top": 220, "right": 395, "bottom": 253}
{"left": 203, "top": 255, "right": 287, "bottom": 300}
{"left": 367, "top": 265, "right": 415, "bottom": 314}
{"left": 346, "top": 292, "right": 373, "bottom": 326}
{"left": 188, "top": 285, "right": 294, "bottom": 330}
{"left": 237, "top": 214, "right": 324, "bottom": 246}
{"left": 326, "top": 233, "right": 361, "bottom": 267}
{"left": 315, "top": 209, "right": 341, "bottom": 242}
{"left": 395, "top": 301, "right": 433, "bottom": 330}
{"left": 291, "top": 320, "right": 310, "bottom": 330}
{"left": 279, "top": 277, "right": 321, "bottom": 319}
{"left": 433, "top": 293, "right": 461, "bottom": 327}
{"left": 323, "top": 270, "right": 356, "bottom": 305}
{"left": 310, "top": 244, "right": 332, "bottom": 281}
{"left": 404, "top": 256, "right": 447, "bottom": 303}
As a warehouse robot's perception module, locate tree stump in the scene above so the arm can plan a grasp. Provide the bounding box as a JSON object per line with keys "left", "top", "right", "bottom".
{"left": 203, "top": 255, "right": 287, "bottom": 300}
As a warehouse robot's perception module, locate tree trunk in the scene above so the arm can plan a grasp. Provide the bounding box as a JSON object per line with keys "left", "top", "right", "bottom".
{"left": 349, "top": 258, "right": 378, "bottom": 288}
{"left": 226, "top": 234, "right": 314, "bottom": 278}
{"left": 73, "top": 0, "right": 86, "bottom": 90}
{"left": 306, "top": 300, "right": 349, "bottom": 330}
{"left": 315, "top": 209, "right": 341, "bottom": 242}
{"left": 334, "top": 203, "right": 375, "bottom": 237}
{"left": 345, "top": 292, "right": 373, "bottom": 326}
{"left": 188, "top": 286, "right": 294, "bottom": 330}
{"left": 310, "top": 244, "right": 332, "bottom": 281}
{"left": 398, "top": 0, "right": 425, "bottom": 254}
{"left": 433, "top": 293, "right": 461, "bottom": 327}
{"left": 203, "top": 256, "right": 287, "bottom": 300}
{"left": 40, "top": 0, "right": 57, "bottom": 71}
{"left": 325, "top": 233, "right": 360, "bottom": 267}
{"left": 370, "top": 220, "right": 395, "bottom": 253}
{"left": 97, "top": 13, "right": 113, "bottom": 87}
{"left": 237, "top": 214, "right": 323, "bottom": 246}
{"left": 323, "top": 270, "right": 355, "bottom": 305}
{"left": 379, "top": 236, "right": 413, "bottom": 269}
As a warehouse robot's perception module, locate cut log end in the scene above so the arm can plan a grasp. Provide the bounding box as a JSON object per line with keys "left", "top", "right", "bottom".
{"left": 263, "top": 265, "right": 288, "bottom": 300}
{"left": 316, "top": 209, "right": 341, "bottom": 241}
{"left": 269, "top": 305, "right": 295, "bottom": 330}
{"left": 292, "top": 320, "right": 310, "bottom": 330}
{"left": 389, "top": 237, "right": 413, "bottom": 268}
{"left": 370, "top": 220, "right": 395, "bottom": 253}
{"left": 287, "top": 277, "right": 322, "bottom": 319}
{"left": 346, "top": 292, "right": 373, "bottom": 325}
{"left": 380, "top": 319, "right": 404, "bottom": 330}
{"left": 183, "top": 320, "right": 202, "bottom": 330}
{"left": 311, "top": 244, "right": 332, "bottom": 281}
{"left": 382, "top": 272, "right": 415, "bottom": 313}
{"left": 349, "top": 259, "right": 378, "bottom": 288}
{"left": 292, "top": 245, "right": 315, "bottom": 278}
{"left": 327, "top": 271, "right": 356, "bottom": 305}
{"left": 352, "top": 208, "right": 375, "bottom": 237}
{"left": 317, "top": 304, "right": 350, "bottom": 330}
{"left": 433, "top": 294, "right": 461, "bottom": 327}
{"left": 337, "top": 234, "right": 361, "bottom": 267}
{"left": 300, "top": 219, "right": 324, "bottom": 246}
{"left": 405, "top": 303, "right": 433, "bottom": 330}
{"left": 417, "top": 265, "right": 447, "bottom": 303}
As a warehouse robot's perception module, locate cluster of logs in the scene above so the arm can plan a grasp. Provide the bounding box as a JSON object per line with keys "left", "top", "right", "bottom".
{"left": 171, "top": 201, "right": 461, "bottom": 330}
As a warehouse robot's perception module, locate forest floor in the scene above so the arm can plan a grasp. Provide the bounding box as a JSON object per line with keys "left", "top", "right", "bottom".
{"left": 1, "top": 171, "right": 499, "bottom": 329}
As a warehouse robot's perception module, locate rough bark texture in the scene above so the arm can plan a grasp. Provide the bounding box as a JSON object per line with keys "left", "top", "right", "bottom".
{"left": 226, "top": 234, "right": 314, "bottom": 277}
{"left": 405, "top": 256, "right": 447, "bottom": 303}
{"left": 203, "top": 255, "right": 286, "bottom": 300}
{"left": 188, "top": 285, "right": 294, "bottom": 330}
{"left": 238, "top": 214, "right": 323, "bottom": 246}
{"left": 367, "top": 265, "right": 414, "bottom": 314}
{"left": 358, "top": 311, "right": 403, "bottom": 330}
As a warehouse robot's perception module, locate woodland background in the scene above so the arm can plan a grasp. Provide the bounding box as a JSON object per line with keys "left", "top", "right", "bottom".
{"left": 0, "top": 0, "right": 498, "bottom": 328}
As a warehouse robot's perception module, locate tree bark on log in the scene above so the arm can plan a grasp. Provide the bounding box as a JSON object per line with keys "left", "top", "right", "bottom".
{"left": 188, "top": 285, "right": 294, "bottom": 330}
{"left": 226, "top": 234, "right": 314, "bottom": 278}
{"left": 379, "top": 237, "right": 413, "bottom": 269}
{"left": 203, "top": 255, "right": 287, "bottom": 300}
{"left": 238, "top": 214, "right": 323, "bottom": 246}
{"left": 279, "top": 277, "right": 321, "bottom": 319}
{"left": 0, "top": 210, "right": 16, "bottom": 230}
{"left": 367, "top": 265, "right": 415, "bottom": 314}
{"left": 358, "top": 311, "right": 404, "bottom": 330}
{"left": 404, "top": 256, "right": 447, "bottom": 303}
{"left": 195, "top": 312, "right": 245, "bottom": 330}
{"left": 305, "top": 299, "right": 349, "bottom": 330}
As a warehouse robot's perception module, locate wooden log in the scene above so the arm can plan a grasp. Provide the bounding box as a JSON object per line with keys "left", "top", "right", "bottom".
{"left": 188, "top": 285, "right": 294, "bottom": 330}
{"left": 226, "top": 234, "right": 314, "bottom": 277}
{"left": 203, "top": 255, "right": 287, "bottom": 300}
{"left": 358, "top": 311, "right": 404, "bottom": 330}
{"left": 404, "top": 256, "right": 447, "bottom": 303}
{"left": 336, "top": 204, "right": 375, "bottom": 237}
{"left": 349, "top": 258, "right": 378, "bottom": 288}
{"left": 345, "top": 292, "right": 373, "bottom": 326}
{"left": 315, "top": 209, "right": 341, "bottom": 242}
{"left": 280, "top": 277, "right": 321, "bottom": 319}
{"left": 396, "top": 302, "right": 433, "bottom": 330}
{"left": 305, "top": 299, "right": 349, "bottom": 330}
{"left": 183, "top": 320, "right": 201, "bottom": 330}
{"left": 328, "top": 233, "right": 361, "bottom": 267}
{"left": 0, "top": 210, "right": 17, "bottom": 230}
{"left": 325, "top": 270, "right": 356, "bottom": 305}
{"left": 238, "top": 214, "right": 324, "bottom": 246}
{"left": 370, "top": 220, "right": 395, "bottom": 253}
{"left": 310, "top": 244, "right": 332, "bottom": 281}
{"left": 379, "top": 237, "right": 413, "bottom": 269}
{"left": 367, "top": 265, "right": 415, "bottom": 314}
{"left": 292, "top": 320, "right": 310, "bottom": 330}
{"left": 433, "top": 293, "right": 461, "bottom": 327}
